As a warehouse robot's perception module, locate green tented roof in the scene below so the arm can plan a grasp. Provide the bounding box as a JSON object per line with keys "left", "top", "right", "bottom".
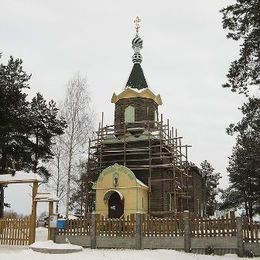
{"left": 125, "top": 63, "right": 148, "bottom": 90}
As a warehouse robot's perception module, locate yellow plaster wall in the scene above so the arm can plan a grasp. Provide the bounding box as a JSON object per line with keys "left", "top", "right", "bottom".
{"left": 94, "top": 164, "right": 148, "bottom": 217}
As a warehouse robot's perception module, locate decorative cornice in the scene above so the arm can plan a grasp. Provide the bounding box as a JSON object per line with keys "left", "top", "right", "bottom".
{"left": 111, "top": 88, "right": 162, "bottom": 105}
{"left": 94, "top": 163, "right": 148, "bottom": 189}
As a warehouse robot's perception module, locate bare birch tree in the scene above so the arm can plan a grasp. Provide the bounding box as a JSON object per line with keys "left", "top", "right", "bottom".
{"left": 61, "top": 73, "right": 94, "bottom": 218}
{"left": 47, "top": 136, "right": 67, "bottom": 213}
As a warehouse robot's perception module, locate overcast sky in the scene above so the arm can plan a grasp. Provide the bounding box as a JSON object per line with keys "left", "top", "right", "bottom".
{"left": 1, "top": 0, "right": 246, "bottom": 215}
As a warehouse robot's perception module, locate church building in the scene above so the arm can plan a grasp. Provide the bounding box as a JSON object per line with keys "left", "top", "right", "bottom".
{"left": 89, "top": 18, "right": 205, "bottom": 218}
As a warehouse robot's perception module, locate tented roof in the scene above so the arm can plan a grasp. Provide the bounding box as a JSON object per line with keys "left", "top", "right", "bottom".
{"left": 125, "top": 63, "right": 148, "bottom": 90}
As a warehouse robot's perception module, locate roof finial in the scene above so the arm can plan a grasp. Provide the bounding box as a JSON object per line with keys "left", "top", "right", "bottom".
{"left": 134, "top": 16, "right": 141, "bottom": 36}
{"left": 132, "top": 16, "right": 143, "bottom": 63}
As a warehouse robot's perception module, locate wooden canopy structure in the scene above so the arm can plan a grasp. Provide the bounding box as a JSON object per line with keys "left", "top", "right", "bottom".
{"left": 0, "top": 171, "right": 43, "bottom": 244}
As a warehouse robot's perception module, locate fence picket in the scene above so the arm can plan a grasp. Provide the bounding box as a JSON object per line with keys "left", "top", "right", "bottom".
{"left": 0, "top": 218, "right": 30, "bottom": 246}
{"left": 0, "top": 212, "right": 250, "bottom": 246}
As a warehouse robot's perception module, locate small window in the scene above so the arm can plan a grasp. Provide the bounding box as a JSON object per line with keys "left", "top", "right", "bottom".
{"left": 154, "top": 110, "right": 158, "bottom": 121}
{"left": 125, "top": 105, "right": 135, "bottom": 123}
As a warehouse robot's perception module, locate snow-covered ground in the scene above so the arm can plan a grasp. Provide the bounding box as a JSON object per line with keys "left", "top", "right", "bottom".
{"left": 0, "top": 228, "right": 259, "bottom": 260}
{"left": 0, "top": 247, "right": 256, "bottom": 260}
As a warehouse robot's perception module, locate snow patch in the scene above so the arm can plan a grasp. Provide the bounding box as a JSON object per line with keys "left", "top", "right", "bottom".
{"left": 0, "top": 248, "right": 249, "bottom": 260}
{"left": 29, "top": 240, "right": 82, "bottom": 250}
{"left": 0, "top": 171, "right": 43, "bottom": 183}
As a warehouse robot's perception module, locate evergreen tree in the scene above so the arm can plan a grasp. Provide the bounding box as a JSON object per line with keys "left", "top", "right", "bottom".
{"left": 0, "top": 56, "right": 67, "bottom": 217}
{"left": 29, "top": 93, "right": 67, "bottom": 180}
{"left": 220, "top": 1, "right": 260, "bottom": 95}
{"left": 0, "top": 56, "right": 31, "bottom": 218}
{"left": 220, "top": 0, "right": 260, "bottom": 217}
{"left": 200, "top": 160, "right": 221, "bottom": 216}
{"left": 220, "top": 98, "right": 260, "bottom": 218}
{"left": 0, "top": 56, "right": 31, "bottom": 172}
{"left": 69, "top": 162, "right": 95, "bottom": 216}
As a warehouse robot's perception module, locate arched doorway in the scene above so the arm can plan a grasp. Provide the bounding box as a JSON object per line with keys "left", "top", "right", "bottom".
{"left": 105, "top": 191, "right": 124, "bottom": 218}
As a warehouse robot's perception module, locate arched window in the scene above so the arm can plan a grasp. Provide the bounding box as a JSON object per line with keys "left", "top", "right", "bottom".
{"left": 124, "top": 105, "right": 135, "bottom": 123}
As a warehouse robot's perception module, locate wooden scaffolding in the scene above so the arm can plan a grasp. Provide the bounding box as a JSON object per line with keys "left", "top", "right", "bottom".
{"left": 87, "top": 113, "right": 197, "bottom": 216}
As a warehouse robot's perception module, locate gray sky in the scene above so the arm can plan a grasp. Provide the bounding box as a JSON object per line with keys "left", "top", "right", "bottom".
{"left": 1, "top": 0, "right": 246, "bottom": 215}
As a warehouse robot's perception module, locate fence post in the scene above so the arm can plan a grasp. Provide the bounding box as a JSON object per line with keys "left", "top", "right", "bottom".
{"left": 90, "top": 213, "right": 97, "bottom": 249}
{"left": 29, "top": 182, "right": 38, "bottom": 245}
{"left": 48, "top": 201, "right": 55, "bottom": 241}
{"left": 236, "top": 217, "right": 244, "bottom": 257}
{"left": 136, "top": 213, "right": 142, "bottom": 250}
{"left": 183, "top": 210, "right": 191, "bottom": 253}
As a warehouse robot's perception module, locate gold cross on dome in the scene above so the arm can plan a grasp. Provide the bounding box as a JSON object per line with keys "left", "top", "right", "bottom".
{"left": 134, "top": 16, "right": 141, "bottom": 34}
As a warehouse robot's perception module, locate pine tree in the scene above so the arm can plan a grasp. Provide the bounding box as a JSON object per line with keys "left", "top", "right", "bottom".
{"left": 0, "top": 56, "right": 31, "bottom": 172}
{"left": 220, "top": 0, "right": 260, "bottom": 216}
{"left": 220, "top": 98, "right": 260, "bottom": 218}
{"left": 200, "top": 160, "right": 221, "bottom": 216}
{"left": 28, "top": 93, "right": 67, "bottom": 180}
{"left": 0, "top": 56, "right": 31, "bottom": 218}
{"left": 0, "top": 56, "right": 67, "bottom": 217}
{"left": 220, "top": 1, "right": 260, "bottom": 95}
{"left": 69, "top": 162, "right": 95, "bottom": 216}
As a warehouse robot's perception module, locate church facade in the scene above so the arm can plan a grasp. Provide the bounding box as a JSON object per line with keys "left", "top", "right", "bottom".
{"left": 88, "top": 19, "right": 205, "bottom": 218}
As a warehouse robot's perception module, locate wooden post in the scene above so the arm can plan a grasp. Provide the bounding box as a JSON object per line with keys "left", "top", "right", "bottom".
{"left": 136, "top": 213, "right": 142, "bottom": 250}
{"left": 148, "top": 121, "right": 152, "bottom": 213}
{"left": 173, "top": 167, "right": 177, "bottom": 214}
{"left": 167, "top": 119, "right": 170, "bottom": 145}
{"left": 48, "top": 201, "right": 54, "bottom": 240}
{"left": 236, "top": 217, "right": 244, "bottom": 257}
{"left": 184, "top": 210, "right": 191, "bottom": 253}
{"left": 29, "top": 182, "right": 38, "bottom": 245}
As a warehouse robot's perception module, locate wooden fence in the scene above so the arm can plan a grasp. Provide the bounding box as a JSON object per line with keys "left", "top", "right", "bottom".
{"left": 142, "top": 216, "right": 184, "bottom": 237}
{"left": 56, "top": 214, "right": 237, "bottom": 238}
{"left": 96, "top": 215, "right": 135, "bottom": 237}
{"left": 54, "top": 212, "right": 260, "bottom": 244}
{"left": 141, "top": 215, "right": 236, "bottom": 238}
{"left": 57, "top": 216, "right": 91, "bottom": 236}
{"left": 190, "top": 216, "right": 236, "bottom": 237}
{"left": 0, "top": 217, "right": 30, "bottom": 245}
{"left": 54, "top": 214, "right": 260, "bottom": 256}
{"left": 243, "top": 217, "right": 260, "bottom": 243}
{"left": 57, "top": 215, "right": 136, "bottom": 237}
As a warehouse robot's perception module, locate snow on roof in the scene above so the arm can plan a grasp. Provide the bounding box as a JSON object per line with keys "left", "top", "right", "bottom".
{"left": 125, "top": 86, "right": 148, "bottom": 93}
{"left": 34, "top": 192, "right": 59, "bottom": 202}
{"left": 67, "top": 214, "right": 78, "bottom": 220}
{"left": 0, "top": 170, "right": 43, "bottom": 184}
